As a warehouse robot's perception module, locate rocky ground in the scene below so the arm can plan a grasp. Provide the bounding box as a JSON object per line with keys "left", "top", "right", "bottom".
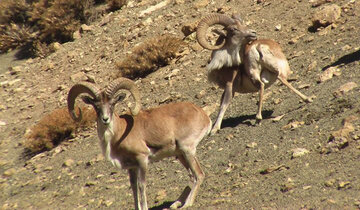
{"left": 0, "top": 0, "right": 360, "bottom": 209}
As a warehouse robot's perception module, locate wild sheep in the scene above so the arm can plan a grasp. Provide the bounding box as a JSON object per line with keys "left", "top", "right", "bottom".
{"left": 197, "top": 13, "right": 313, "bottom": 134}
{"left": 67, "top": 77, "right": 211, "bottom": 210}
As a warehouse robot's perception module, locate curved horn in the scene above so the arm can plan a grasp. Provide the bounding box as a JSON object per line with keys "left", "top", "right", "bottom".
{"left": 105, "top": 78, "right": 141, "bottom": 116}
{"left": 196, "top": 14, "right": 235, "bottom": 50}
{"left": 67, "top": 83, "right": 100, "bottom": 122}
{"left": 231, "top": 13, "right": 244, "bottom": 24}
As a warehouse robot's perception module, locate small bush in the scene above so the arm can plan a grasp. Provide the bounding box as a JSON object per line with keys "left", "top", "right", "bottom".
{"left": 106, "top": 0, "right": 127, "bottom": 12}
{"left": 0, "top": 0, "right": 126, "bottom": 57}
{"left": 0, "top": 0, "right": 31, "bottom": 25}
{"left": 24, "top": 105, "right": 96, "bottom": 154}
{"left": 0, "top": 0, "right": 35, "bottom": 54}
{"left": 0, "top": 23, "right": 37, "bottom": 54}
{"left": 0, "top": 0, "right": 123, "bottom": 57}
{"left": 29, "top": 0, "right": 90, "bottom": 44}
{"left": 115, "top": 34, "right": 185, "bottom": 79}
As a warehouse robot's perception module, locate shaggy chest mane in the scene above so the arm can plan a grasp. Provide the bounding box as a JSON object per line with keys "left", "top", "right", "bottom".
{"left": 97, "top": 120, "right": 122, "bottom": 168}
{"left": 207, "top": 44, "right": 241, "bottom": 71}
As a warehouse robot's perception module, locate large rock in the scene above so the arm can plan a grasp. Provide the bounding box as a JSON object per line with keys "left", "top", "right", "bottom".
{"left": 312, "top": 4, "right": 341, "bottom": 28}
{"left": 70, "top": 72, "right": 87, "bottom": 83}
{"left": 333, "top": 82, "right": 358, "bottom": 98}
{"left": 194, "top": 0, "right": 210, "bottom": 9}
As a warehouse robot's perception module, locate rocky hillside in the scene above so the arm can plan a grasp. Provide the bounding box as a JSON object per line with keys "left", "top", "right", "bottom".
{"left": 0, "top": 0, "right": 359, "bottom": 209}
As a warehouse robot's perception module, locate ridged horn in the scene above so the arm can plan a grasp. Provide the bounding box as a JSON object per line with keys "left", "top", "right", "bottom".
{"left": 105, "top": 77, "right": 141, "bottom": 116}
{"left": 196, "top": 14, "right": 235, "bottom": 50}
{"left": 67, "top": 83, "right": 100, "bottom": 122}
{"left": 231, "top": 13, "right": 244, "bottom": 24}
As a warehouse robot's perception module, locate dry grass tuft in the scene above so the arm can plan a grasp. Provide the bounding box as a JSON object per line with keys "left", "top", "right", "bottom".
{"left": 115, "top": 34, "right": 185, "bottom": 79}
{"left": 24, "top": 105, "right": 96, "bottom": 154}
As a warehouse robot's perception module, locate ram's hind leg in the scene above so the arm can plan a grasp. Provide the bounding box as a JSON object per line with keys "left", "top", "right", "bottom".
{"left": 278, "top": 76, "right": 313, "bottom": 103}
{"left": 180, "top": 153, "right": 204, "bottom": 209}
{"left": 256, "top": 80, "right": 265, "bottom": 122}
{"left": 170, "top": 155, "right": 192, "bottom": 209}
{"left": 256, "top": 43, "right": 313, "bottom": 103}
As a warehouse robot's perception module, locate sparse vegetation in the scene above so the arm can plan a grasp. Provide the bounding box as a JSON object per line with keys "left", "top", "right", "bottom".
{"left": 115, "top": 34, "right": 186, "bottom": 79}
{"left": 0, "top": 0, "right": 126, "bottom": 58}
{"left": 0, "top": 0, "right": 31, "bottom": 25}
{"left": 29, "top": 0, "right": 89, "bottom": 43}
{"left": 106, "top": 0, "right": 127, "bottom": 12}
{"left": 24, "top": 106, "right": 96, "bottom": 154}
{"left": 1, "top": 0, "right": 359, "bottom": 209}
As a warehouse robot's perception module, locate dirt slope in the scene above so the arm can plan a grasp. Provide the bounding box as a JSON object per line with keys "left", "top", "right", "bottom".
{"left": 1, "top": 0, "right": 359, "bottom": 209}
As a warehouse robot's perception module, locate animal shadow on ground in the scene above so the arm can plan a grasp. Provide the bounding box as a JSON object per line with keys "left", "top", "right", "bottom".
{"left": 322, "top": 49, "right": 360, "bottom": 70}
{"left": 221, "top": 110, "right": 274, "bottom": 128}
{"left": 149, "top": 201, "right": 175, "bottom": 210}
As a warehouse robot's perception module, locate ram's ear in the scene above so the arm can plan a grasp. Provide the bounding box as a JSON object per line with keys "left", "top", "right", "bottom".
{"left": 231, "top": 13, "right": 244, "bottom": 24}
{"left": 81, "top": 96, "right": 95, "bottom": 105}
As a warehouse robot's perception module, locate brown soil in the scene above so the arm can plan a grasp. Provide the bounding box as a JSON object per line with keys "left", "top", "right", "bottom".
{"left": 1, "top": 0, "right": 359, "bottom": 209}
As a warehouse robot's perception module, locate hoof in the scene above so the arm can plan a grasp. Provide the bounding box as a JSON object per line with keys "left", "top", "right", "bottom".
{"left": 307, "top": 95, "right": 316, "bottom": 103}
{"left": 210, "top": 128, "right": 218, "bottom": 136}
{"left": 255, "top": 118, "right": 262, "bottom": 125}
{"left": 170, "top": 201, "right": 182, "bottom": 209}
{"left": 255, "top": 114, "right": 263, "bottom": 121}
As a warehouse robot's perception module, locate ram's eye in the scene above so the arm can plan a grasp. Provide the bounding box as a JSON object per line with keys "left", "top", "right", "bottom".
{"left": 230, "top": 27, "right": 238, "bottom": 32}
{"left": 117, "top": 93, "right": 126, "bottom": 102}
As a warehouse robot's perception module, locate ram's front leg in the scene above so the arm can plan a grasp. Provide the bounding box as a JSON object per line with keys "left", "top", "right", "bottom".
{"left": 136, "top": 157, "right": 148, "bottom": 210}
{"left": 128, "top": 168, "right": 141, "bottom": 210}
{"left": 138, "top": 167, "right": 148, "bottom": 210}
{"left": 128, "top": 161, "right": 148, "bottom": 210}
{"left": 211, "top": 70, "right": 237, "bottom": 135}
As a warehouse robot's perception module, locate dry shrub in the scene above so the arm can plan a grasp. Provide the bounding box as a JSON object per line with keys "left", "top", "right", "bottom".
{"left": 30, "top": 40, "right": 54, "bottom": 58}
{"left": 0, "top": 0, "right": 97, "bottom": 57}
{"left": 29, "top": 0, "right": 90, "bottom": 44}
{"left": 115, "top": 34, "right": 185, "bottom": 79}
{"left": 0, "top": 0, "right": 31, "bottom": 25}
{"left": 0, "top": 24, "right": 37, "bottom": 54}
{"left": 0, "top": 0, "right": 34, "bottom": 54}
{"left": 0, "top": 0, "right": 126, "bottom": 57}
{"left": 106, "top": 0, "right": 127, "bottom": 11}
{"left": 24, "top": 105, "right": 96, "bottom": 154}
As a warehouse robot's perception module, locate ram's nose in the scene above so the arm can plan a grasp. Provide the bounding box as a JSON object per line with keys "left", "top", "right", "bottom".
{"left": 102, "top": 116, "right": 110, "bottom": 125}
{"left": 247, "top": 29, "right": 257, "bottom": 40}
